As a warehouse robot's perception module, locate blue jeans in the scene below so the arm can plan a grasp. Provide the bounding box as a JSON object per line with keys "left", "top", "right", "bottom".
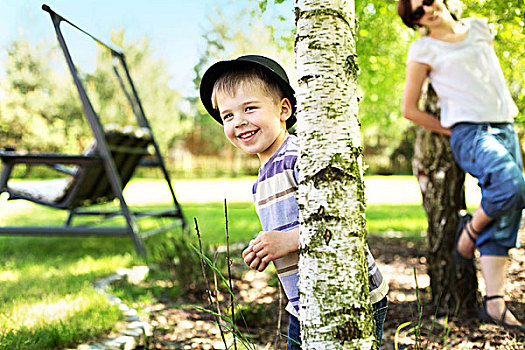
{"left": 287, "top": 296, "right": 389, "bottom": 349}
{"left": 450, "top": 122, "right": 525, "bottom": 256}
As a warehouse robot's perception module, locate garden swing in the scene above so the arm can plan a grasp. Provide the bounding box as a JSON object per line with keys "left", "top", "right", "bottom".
{"left": 0, "top": 5, "right": 186, "bottom": 256}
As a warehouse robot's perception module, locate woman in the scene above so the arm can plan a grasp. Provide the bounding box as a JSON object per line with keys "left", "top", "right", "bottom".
{"left": 397, "top": 0, "right": 524, "bottom": 331}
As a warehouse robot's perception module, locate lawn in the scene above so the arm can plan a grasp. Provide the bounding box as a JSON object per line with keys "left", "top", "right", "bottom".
{"left": 0, "top": 178, "right": 429, "bottom": 349}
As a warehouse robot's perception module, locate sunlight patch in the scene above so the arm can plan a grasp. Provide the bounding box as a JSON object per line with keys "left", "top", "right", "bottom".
{"left": 0, "top": 270, "right": 19, "bottom": 283}
{"left": 4, "top": 293, "right": 105, "bottom": 330}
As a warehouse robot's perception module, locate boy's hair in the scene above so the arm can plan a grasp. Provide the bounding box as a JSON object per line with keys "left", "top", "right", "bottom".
{"left": 199, "top": 55, "right": 297, "bottom": 129}
{"left": 211, "top": 67, "right": 285, "bottom": 111}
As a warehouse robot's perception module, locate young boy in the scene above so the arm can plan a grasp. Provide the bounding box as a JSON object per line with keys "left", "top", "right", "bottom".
{"left": 199, "top": 55, "right": 389, "bottom": 349}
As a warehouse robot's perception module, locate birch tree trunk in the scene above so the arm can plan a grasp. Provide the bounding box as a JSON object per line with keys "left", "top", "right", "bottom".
{"left": 295, "top": 0, "right": 375, "bottom": 348}
{"left": 413, "top": 83, "right": 481, "bottom": 313}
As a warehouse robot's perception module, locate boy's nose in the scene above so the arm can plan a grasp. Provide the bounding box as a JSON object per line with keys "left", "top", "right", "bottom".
{"left": 235, "top": 118, "right": 248, "bottom": 127}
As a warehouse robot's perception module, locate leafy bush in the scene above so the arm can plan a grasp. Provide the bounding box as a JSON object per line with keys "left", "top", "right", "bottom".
{"left": 147, "top": 229, "right": 219, "bottom": 301}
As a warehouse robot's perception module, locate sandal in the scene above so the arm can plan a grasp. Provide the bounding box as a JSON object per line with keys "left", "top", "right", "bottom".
{"left": 478, "top": 295, "right": 525, "bottom": 332}
{"left": 453, "top": 214, "right": 477, "bottom": 269}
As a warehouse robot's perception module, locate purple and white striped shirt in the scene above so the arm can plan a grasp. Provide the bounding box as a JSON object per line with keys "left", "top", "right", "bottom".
{"left": 253, "top": 135, "right": 388, "bottom": 316}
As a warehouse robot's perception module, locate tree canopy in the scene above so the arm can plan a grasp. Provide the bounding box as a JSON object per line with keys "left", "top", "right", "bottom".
{"left": 0, "top": 28, "right": 190, "bottom": 158}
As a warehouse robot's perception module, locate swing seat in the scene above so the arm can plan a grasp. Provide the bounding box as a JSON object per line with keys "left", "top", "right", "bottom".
{"left": 0, "top": 126, "right": 151, "bottom": 210}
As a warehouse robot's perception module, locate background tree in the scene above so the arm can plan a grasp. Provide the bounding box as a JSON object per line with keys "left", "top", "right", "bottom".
{"left": 0, "top": 29, "right": 190, "bottom": 165}
{"left": 412, "top": 83, "right": 479, "bottom": 314}
{"left": 295, "top": 0, "right": 375, "bottom": 347}
{"left": 355, "top": 0, "right": 414, "bottom": 174}
{"left": 0, "top": 37, "right": 64, "bottom": 152}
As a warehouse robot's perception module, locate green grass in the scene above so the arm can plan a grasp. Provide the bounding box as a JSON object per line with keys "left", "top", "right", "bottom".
{"left": 183, "top": 202, "right": 429, "bottom": 244}
{"left": 0, "top": 203, "right": 139, "bottom": 349}
{"left": 183, "top": 202, "right": 262, "bottom": 244}
{"left": 0, "top": 187, "right": 429, "bottom": 349}
{"left": 0, "top": 235, "right": 134, "bottom": 349}
{"left": 366, "top": 204, "right": 427, "bottom": 234}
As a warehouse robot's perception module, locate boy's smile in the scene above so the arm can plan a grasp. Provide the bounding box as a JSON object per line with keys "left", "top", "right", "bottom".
{"left": 216, "top": 84, "right": 291, "bottom": 164}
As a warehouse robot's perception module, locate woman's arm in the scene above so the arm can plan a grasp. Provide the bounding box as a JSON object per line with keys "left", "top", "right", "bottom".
{"left": 402, "top": 60, "right": 451, "bottom": 136}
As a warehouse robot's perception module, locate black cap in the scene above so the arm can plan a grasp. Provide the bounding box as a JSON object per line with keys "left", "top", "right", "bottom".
{"left": 199, "top": 55, "right": 296, "bottom": 129}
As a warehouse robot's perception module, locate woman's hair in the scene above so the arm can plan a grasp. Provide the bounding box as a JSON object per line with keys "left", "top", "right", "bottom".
{"left": 211, "top": 67, "right": 284, "bottom": 110}
{"left": 397, "top": 0, "right": 417, "bottom": 30}
{"left": 397, "top": 0, "right": 457, "bottom": 31}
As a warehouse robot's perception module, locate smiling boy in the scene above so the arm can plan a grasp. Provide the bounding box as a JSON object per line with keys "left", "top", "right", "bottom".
{"left": 200, "top": 55, "right": 388, "bottom": 349}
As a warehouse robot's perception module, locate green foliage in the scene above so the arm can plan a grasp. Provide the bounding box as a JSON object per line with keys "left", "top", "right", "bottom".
{"left": 108, "top": 30, "right": 192, "bottom": 152}
{"left": 147, "top": 229, "right": 217, "bottom": 301}
{"left": 356, "top": 0, "right": 414, "bottom": 168}
{"left": 462, "top": 0, "right": 525, "bottom": 119}
{"left": 0, "top": 27, "right": 191, "bottom": 158}
{"left": 1, "top": 1, "right": 522, "bottom": 176}
{"left": 0, "top": 37, "right": 85, "bottom": 153}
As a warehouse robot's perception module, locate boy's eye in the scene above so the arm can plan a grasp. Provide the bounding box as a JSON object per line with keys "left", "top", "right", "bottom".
{"left": 222, "top": 113, "right": 233, "bottom": 121}
{"left": 245, "top": 106, "right": 256, "bottom": 112}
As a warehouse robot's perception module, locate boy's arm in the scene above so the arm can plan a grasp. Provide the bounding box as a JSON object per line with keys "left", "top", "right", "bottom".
{"left": 242, "top": 227, "right": 299, "bottom": 272}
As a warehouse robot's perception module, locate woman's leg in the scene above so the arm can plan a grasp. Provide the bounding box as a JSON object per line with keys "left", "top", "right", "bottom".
{"left": 459, "top": 213, "right": 523, "bottom": 327}
{"left": 451, "top": 123, "right": 524, "bottom": 328}
{"left": 480, "top": 256, "right": 522, "bottom": 326}
{"left": 456, "top": 206, "right": 492, "bottom": 258}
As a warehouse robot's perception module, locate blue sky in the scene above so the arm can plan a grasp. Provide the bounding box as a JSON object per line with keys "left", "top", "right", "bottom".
{"left": 0, "top": 0, "right": 293, "bottom": 96}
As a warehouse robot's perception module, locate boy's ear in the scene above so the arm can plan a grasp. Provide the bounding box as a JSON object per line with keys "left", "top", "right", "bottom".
{"left": 279, "top": 98, "right": 292, "bottom": 122}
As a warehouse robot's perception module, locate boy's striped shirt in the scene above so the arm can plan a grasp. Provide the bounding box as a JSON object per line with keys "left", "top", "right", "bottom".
{"left": 253, "top": 135, "right": 388, "bottom": 316}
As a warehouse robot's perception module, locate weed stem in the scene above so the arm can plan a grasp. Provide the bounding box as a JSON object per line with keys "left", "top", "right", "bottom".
{"left": 224, "top": 199, "right": 238, "bottom": 350}
{"left": 194, "top": 217, "right": 228, "bottom": 349}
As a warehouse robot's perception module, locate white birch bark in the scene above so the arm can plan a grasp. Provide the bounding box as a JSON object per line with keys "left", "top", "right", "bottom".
{"left": 295, "top": 0, "right": 375, "bottom": 348}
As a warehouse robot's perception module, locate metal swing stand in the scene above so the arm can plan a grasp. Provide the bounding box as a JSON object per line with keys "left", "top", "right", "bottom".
{"left": 0, "top": 5, "right": 187, "bottom": 256}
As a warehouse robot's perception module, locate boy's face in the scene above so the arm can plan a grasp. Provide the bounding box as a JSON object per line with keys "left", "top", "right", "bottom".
{"left": 216, "top": 83, "right": 291, "bottom": 164}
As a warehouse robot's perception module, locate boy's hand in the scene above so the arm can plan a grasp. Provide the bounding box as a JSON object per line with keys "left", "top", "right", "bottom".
{"left": 242, "top": 245, "right": 268, "bottom": 272}
{"left": 242, "top": 228, "right": 299, "bottom": 272}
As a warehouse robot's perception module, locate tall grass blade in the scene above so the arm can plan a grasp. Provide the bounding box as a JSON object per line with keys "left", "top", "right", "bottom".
{"left": 213, "top": 251, "right": 224, "bottom": 331}
{"left": 194, "top": 217, "right": 228, "bottom": 349}
{"left": 224, "top": 199, "right": 238, "bottom": 350}
{"left": 274, "top": 283, "right": 283, "bottom": 349}
{"left": 414, "top": 266, "right": 423, "bottom": 349}
{"left": 394, "top": 321, "right": 411, "bottom": 350}
{"left": 192, "top": 306, "right": 254, "bottom": 348}
{"left": 190, "top": 244, "right": 255, "bottom": 349}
